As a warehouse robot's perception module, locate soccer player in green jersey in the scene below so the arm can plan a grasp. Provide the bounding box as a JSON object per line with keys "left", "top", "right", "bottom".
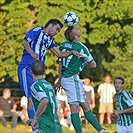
{"left": 55, "top": 26, "right": 105, "bottom": 133}
{"left": 110, "top": 76, "right": 133, "bottom": 133}
{"left": 27, "top": 60, "right": 62, "bottom": 133}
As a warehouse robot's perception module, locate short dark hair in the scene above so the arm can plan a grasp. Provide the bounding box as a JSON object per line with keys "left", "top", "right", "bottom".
{"left": 114, "top": 76, "right": 125, "bottom": 84}
{"left": 31, "top": 60, "right": 45, "bottom": 76}
{"left": 44, "top": 19, "right": 63, "bottom": 28}
{"left": 64, "top": 26, "right": 75, "bottom": 42}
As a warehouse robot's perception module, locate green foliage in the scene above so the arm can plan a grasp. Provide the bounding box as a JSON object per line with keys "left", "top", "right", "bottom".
{"left": 0, "top": 0, "right": 133, "bottom": 92}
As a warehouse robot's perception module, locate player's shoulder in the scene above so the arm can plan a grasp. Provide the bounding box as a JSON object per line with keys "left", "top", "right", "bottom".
{"left": 60, "top": 40, "right": 71, "bottom": 46}
{"left": 27, "top": 26, "right": 43, "bottom": 36}
{"left": 122, "top": 90, "right": 131, "bottom": 97}
{"left": 77, "top": 41, "right": 88, "bottom": 50}
{"left": 32, "top": 26, "right": 43, "bottom": 31}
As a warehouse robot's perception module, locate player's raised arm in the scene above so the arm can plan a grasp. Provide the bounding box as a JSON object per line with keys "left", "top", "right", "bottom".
{"left": 50, "top": 47, "right": 81, "bottom": 58}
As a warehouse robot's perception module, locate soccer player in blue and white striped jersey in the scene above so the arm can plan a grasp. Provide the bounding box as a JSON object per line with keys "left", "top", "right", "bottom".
{"left": 110, "top": 76, "right": 133, "bottom": 133}
{"left": 18, "top": 19, "right": 80, "bottom": 120}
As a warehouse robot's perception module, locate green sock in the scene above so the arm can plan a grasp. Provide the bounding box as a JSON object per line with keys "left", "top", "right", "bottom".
{"left": 71, "top": 112, "right": 82, "bottom": 133}
{"left": 84, "top": 110, "right": 103, "bottom": 132}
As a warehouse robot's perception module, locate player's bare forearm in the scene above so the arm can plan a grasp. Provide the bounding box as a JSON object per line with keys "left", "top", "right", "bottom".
{"left": 58, "top": 62, "right": 62, "bottom": 82}
{"left": 50, "top": 47, "right": 72, "bottom": 57}
{"left": 22, "top": 40, "right": 39, "bottom": 59}
{"left": 114, "top": 106, "right": 133, "bottom": 115}
{"left": 31, "top": 99, "right": 48, "bottom": 129}
{"left": 34, "top": 98, "right": 48, "bottom": 120}
{"left": 50, "top": 47, "right": 82, "bottom": 58}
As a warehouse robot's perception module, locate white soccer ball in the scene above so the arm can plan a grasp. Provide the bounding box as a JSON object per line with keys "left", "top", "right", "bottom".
{"left": 63, "top": 12, "right": 79, "bottom": 27}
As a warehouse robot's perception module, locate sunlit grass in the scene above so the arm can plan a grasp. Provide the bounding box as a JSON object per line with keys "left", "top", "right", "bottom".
{"left": 0, "top": 121, "right": 117, "bottom": 133}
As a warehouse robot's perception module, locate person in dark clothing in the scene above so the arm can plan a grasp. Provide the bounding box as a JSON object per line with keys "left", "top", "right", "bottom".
{"left": 0, "top": 88, "right": 18, "bottom": 130}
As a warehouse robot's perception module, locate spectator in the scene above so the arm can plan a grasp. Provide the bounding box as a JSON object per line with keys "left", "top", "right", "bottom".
{"left": 0, "top": 88, "right": 18, "bottom": 130}
{"left": 110, "top": 76, "right": 133, "bottom": 133}
{"left": 17, "top": 96, "right": 28, "bottom": 122}
{"left": 97, "top": 75, "right": 116, "bottom": 126}
{"left": 82, "top": 78, "right": 95, "bottom": 109}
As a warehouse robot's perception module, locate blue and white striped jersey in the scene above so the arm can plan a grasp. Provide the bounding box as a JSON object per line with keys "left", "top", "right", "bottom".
{"left": 20, "top": 26, "right": 57, "bottom": 64}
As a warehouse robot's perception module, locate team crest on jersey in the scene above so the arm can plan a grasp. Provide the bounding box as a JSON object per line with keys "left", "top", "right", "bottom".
{"left": 115, "top": 102, "right": 120, "bottom": 110}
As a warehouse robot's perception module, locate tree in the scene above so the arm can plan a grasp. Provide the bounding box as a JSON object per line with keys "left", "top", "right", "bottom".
{"left": 0, "top": 0, "right": 133, "bottom": 92}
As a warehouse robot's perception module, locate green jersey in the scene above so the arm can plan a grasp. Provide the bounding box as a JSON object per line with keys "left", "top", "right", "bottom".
{"left": 59, "top": 40, "right": 94, "bottom": 77}
{"left": 114, "top": 90, "right": 133, "bottom": 126}
{"left": 30, "top": 78, "right": 57, "bottom": 133}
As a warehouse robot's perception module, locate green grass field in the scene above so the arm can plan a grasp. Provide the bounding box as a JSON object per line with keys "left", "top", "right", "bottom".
{"left": 0, "top": 121, "right": 117, "bottom": 133}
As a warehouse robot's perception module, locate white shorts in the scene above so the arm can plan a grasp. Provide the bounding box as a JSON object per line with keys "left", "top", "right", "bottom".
{"left": 116, "top": 123, "right": 133, "bottom": 133}
{"left": 61, "top": 75, "right": 86, "bottom": 104}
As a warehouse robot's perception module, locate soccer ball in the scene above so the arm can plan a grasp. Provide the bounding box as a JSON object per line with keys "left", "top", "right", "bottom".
{"left": 63, "top": 12, "right": 79, "bottom": 27}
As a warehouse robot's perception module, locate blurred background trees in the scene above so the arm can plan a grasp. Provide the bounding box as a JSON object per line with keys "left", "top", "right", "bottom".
{"left": 0, "top": 0, "right": 133, "bottom": 92}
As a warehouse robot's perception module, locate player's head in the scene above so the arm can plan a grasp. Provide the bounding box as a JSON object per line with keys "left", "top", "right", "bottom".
{"left": 65, "top": 26, "right": 82, "bottom": 42}
{"left": 114, "top": 76, "right": 124, "bottom": 93}
{"left": 104, "top": 74, "right": 111, "bottom": 84}
{"left": 3, "top": 88, "right": 11, "bottom": 98}
{"left": 30, "top": 60, "right": 45, "bottom": 76}
{"left": 114, "top": 76, "right": 124, "bottom": 84}
{"left": 44, "top": 19, "right": 63, "bottom": 37}
{"left": 45, "top": 19, "right": 63, "bottom": 28}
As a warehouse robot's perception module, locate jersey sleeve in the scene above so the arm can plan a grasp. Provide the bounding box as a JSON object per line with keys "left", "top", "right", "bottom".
{"left": 123, "top": 91, "right": 133, "bottom": 107}
{"left": 84, "top": 54, "right": 94, "bottom": 63}
{"left": 97, "top": 84, "right": 102, "bottom": 93}
{"left": 112, "top": 85, "right": 116, "bottom": 94}
{"left": 47, "top": 39, "right": 57, "bottom": 49}
{"left": 24, "top": 27, "right": 42, "bottom": 43}
{"left": 79, "top": 44, "right": 94, "bottom": 63}
{"left": 31, "top": 84, "right": 47, "bottom": 102}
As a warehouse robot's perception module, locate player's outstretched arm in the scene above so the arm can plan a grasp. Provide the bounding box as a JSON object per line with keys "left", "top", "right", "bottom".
{"left": 114, "top": 106, "right": 133, "bottom": 115}
{"left": 50, "top": 47, "right": 81, "bottom": 58}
